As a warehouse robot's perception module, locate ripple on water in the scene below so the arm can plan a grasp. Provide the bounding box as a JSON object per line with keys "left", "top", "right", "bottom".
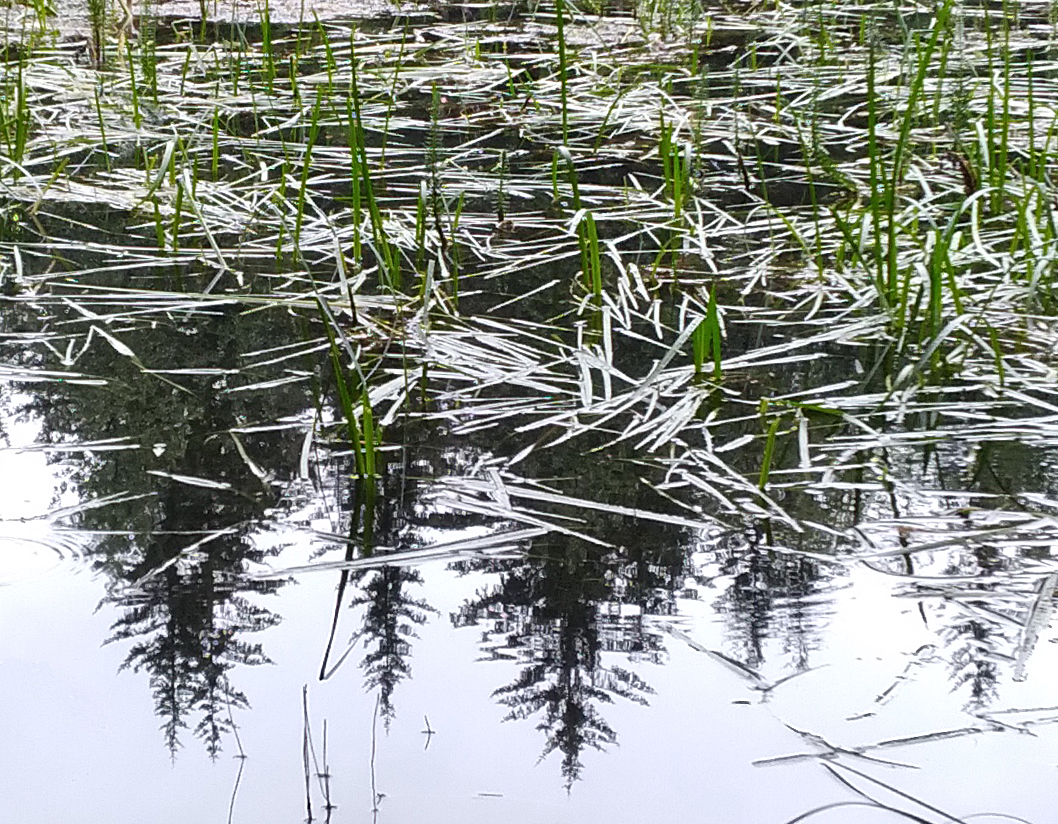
{"left": 0, "top": 527, "right": 86, "bottom": 586}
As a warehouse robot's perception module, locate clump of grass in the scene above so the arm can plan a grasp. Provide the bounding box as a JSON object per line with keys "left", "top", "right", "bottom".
{"left": 691, "top": 285, "right": 721, "bottom": 383}
{"left": 318, "top": 298, "right": 379, "bottom": 481}
{"left": 0, "top": 57, "right": 29, "bottom": 178}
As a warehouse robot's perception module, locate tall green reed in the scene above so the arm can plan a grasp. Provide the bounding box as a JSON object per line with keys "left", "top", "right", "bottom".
{"left": 349, "top": 45, "right": 401, "bottom": 289}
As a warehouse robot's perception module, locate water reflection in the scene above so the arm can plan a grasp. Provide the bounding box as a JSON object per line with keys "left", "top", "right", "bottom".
{"left": 317, "top": 454, "right": 448, "bottom": 724}
{"left": 347, "top": 565, "right": 436, "bottom": 724}
{"left": 2, "top": 281, "right": 312, "bottom": 756}
{"left": 102, "top": 506, "right": 283, "bottom": 756}
{"left": 452, "top": 531, "right": 673, "bottom": 787}
{"left": 946, "top": 618, "right": 1001, "bottom": 708}
{"left": 4, "top": 267, "right": 1058, "bottom": 804}
{"left": 437, "top": 437, "right": 693, "bottom": 786}
{"left": 322, "top": 484, "right": 438, "bottom": 724}
{"left": 715, "top": 532, "right": 828, "bottom": 673}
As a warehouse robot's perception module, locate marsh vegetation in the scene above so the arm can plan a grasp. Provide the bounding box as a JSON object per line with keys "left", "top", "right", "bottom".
{"left": 2, "top": 0, "right": 1058, "bottom": 820}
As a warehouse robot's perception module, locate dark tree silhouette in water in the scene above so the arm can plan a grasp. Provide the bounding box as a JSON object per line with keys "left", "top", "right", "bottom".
{"left": 345, "top": 565, "right": 436, "bottom": 724}
{"left": 434, "top": 428, "right": 694, "bottom": 787}
{"left": 488, "top": 602, "right": 630, "bottom": 788}
{"left": 105, "top": 525, "right": 281, "bottom": 756}
{"left": 85, "top": 458, "right": 288, "bottom": 757}
{"left": 4, "top": 279, "right": 311, "bottom": 757}
{"left": 320, "top": 461, "right": 441, "bottom": 725}
{"left": 944, "top": 617, "right": 1001, "bottom": 708}
{"left": 453, "top": 525, "right": 678, "bottom": 788}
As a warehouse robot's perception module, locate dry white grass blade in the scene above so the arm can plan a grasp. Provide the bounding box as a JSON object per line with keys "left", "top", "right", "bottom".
{"left": 1013, "top": 573, "right": 1058, "bottom": 682}
{"left": 249, "top": 527, "right": 547, "bottom": 578}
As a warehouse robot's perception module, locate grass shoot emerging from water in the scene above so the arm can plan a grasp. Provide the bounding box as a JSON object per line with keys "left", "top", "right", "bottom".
{"left": 3, "top": 0, "right": 1058, "bottom": 810}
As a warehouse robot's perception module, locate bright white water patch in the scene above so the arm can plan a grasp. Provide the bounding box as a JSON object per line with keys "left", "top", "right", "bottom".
{"left": 0, "top": 405, "right": 83, "bottom": 585}
{"left": 0, "top": 535, "right": 66, "bottom": 585}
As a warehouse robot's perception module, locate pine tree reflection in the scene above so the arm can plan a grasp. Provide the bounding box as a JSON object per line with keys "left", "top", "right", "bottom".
{"left": 945, "top": 618, "right": 1000, "bottom": 708}
{"left": 102, "top": 496, "right": 282, "bottom": 756}
{"left": 321, "top": 467, "right": 439, "bottom": 725}
{"left": 5, "top": 291, "right": 310, "bottom": 757}
{"left": 452, "top": 524, "right": 684, "bottom": 788}
{"left": 345, "top": 565, "right": 435, "bottom": 723}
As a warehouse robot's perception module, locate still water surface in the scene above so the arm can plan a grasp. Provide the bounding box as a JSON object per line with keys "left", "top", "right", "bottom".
{"left": 3, "top": 5, "right": 1058, "bottom": 818}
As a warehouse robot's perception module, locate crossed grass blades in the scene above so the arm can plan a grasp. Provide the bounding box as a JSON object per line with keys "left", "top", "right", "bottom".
{"left": 2, "top": 0, "right": 1058, "bottom": 814}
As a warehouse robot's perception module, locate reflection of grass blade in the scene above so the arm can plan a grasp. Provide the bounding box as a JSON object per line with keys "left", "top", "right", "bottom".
{"left": 691, "top": 317, "right": 706, "bottom": 379}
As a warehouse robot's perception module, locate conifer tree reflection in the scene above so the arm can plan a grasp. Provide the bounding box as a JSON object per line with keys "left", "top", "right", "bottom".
{"left": 945, "top": 617, "right": 1000, "bottom": 708}
{"left": 919, "top": 443, "right": 1049, "bottom": 702}
{"left": 322, "top": 466, "right": 438, "bottom": 725}
{"left": 346, "top": 564, "right": 435, "bottom": 723}
{"left": 5, "top": 290, "right": 309, "bottom": 757}
{"left": 453, "top": 517, "right": 684, "bottom": 787}
{"left": 102, "top": 487, "right": 283, "bottom": 756}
